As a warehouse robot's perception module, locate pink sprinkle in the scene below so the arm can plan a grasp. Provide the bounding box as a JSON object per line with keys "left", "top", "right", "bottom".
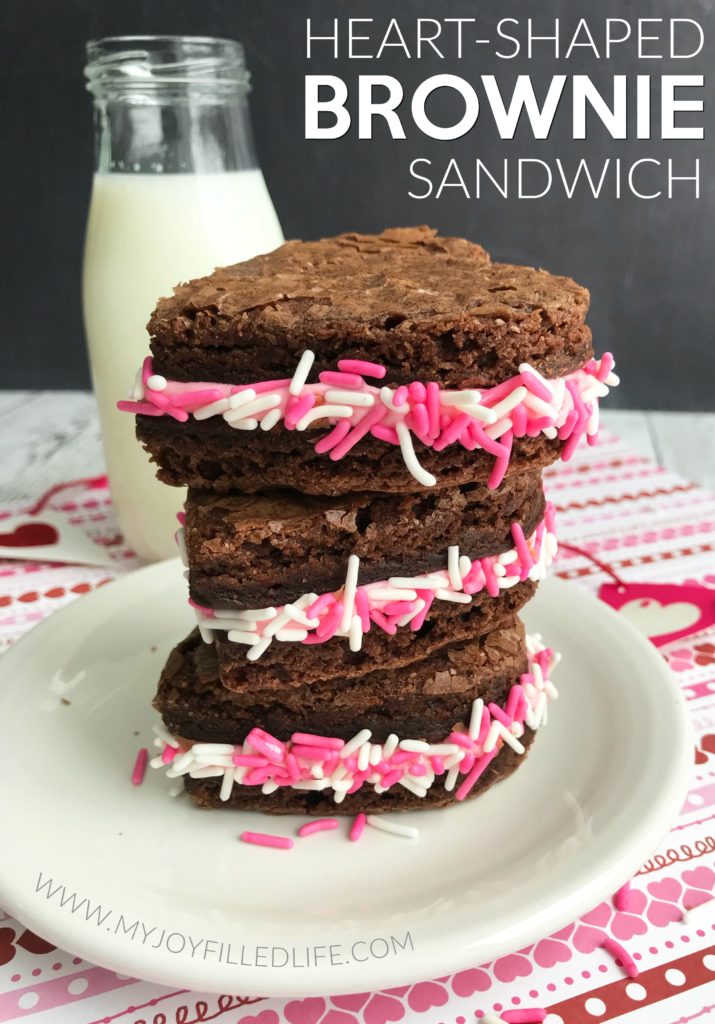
{"left": 314, "top": 419, "right": 351, "bottom": 455}
{"left": 170, "top": 388, "right": 224, "bottom": 409}
{"left": 544, "top": 502, "right": 557, "bottom": 534}
{"left": 502, "top": 1010, "right": 547, "bottom": 1024}
{"left": 557, "top": 408, "right": 579, "bottom": 441}
{"left": 447, "top": 731, "right": 477, "bottom": 752}
{"left": 469, "top": 421, "right": 509, "bottom": 458}
{"left": 380, "top": 769, "right": 403, "bottom": 788}
{"left": 371, "top": 424, "right": 400, "bottom": 445}
{"left": 238, "top": 378, "right": 292, "bottom": 394}
{"left": 161, "top": 743, "right": 179, "bottom": 764}
{"left": 176, "top": 510, "right": 186, "bottom": 526}
{"left": 240, "top": 831, "right": 293, "bottom": 851}
{"left": 284, "top": 392, "right": 315, "bottom": 429}
{"left": 488, "top": 702, "right": 512, "bottom": 728}
{"left": 188, "top": 597, "right": 214, "bottom": 616}
{"left": 291, "top": 745, "right": 332, "bottom": 762}
{"left": 431, "top": 756, "right": 445, "bottom": 775}
{"left": 370, "top": 609, "right": 397, "bottom": 635}
{"left": 244, "top": 766, "right": 273, "bottom": 786}
{"left": 477, "top": 706, "right": 491, "bottom": 746}
{"left": 601, "top": 936, "right": 639, "bottom": 978}
{"left": 481, "top": 377, "right": 519, "bottom": 405}
{"left": 511, "top": 522, "right": 535, "bottom": 578}
{"left": 315, "top": 600, "right": 343, "bottom": 640}
{"left": 392, "top": 385, "right": 409, "bottom": 407}
{"left": 306, "top": 592, "right": 335, "bottom": 619}
{"left": 165, "top": 406, "right": 189, "bottom": 423}
{"left": 613, "top": 882, "right": 635, "bottom": 913}
{"left": 408, "top": 381, "right": 426, "bottom": 402}
{"left": 459, "top": 753, "right": 475, "bottom": 774}
{"left": 350, "top": 813, "right": 368, "bottom": 840}
{"left": 390, "top": 750, "right": 416, "bottom": 766}
{"left": 291, "top": 733, "right": 344, "bottom": 750}
{"left": 354, "top": 588, "right": 371, "bottom": 632}
{"left": 141, "top": 355, "right": 153, "bottom": 386}
{"left": 329, "top": 404, "right": 386, "bottom": 460}
{"left": 511, "top": 404, "right": 528, "bottom": 437}
{"left": 338, "top": 359, "right": 386, "bottom": 379}
{"left": 454, "top": 749, "right": 498, "bottom": 801}
{"left": 232, "top": 753, "right": 269, "bottom": 767}
{"left": 116, "top": 400, "right": 164, "bottom": 416}
{"left": 410, "top": 762, "right": 427, "bottom": 776}
{"left": 597, "top": 351, "right": 615, "bottom": 382}
{"left": 432, "top": 412, "right": 471, "bottom": 451}
{"left": 519, "top": 369, "right": 553, "bottom": 402}
{"left": 410, "top": 590, "right": 434, "bottom": 631}
{"left": 487, "top": 430, "right": 513, "bottom": 489}
{"left": 298, "top": 818, "right": 339, "bottom": 837}
{"left": 481, "top": 557, "right": 501, "bottom": 598}
{"left": 505, "top": 685, "right": 523, "bottom": 721}
{"left": 319, "top": 370, "right": 364, "bottom": 389}
{"left": 245, "top": 727, "right": 285, "bottom": 765}
{"left": 425, "top": 382, "right": 441, "bottom": 439}
{"left": 285, "top": 753, "right": 301, "bottom": 781}
{"left": 409, "top": 402, "right": 430, "bottom": 437}
{"left": 131, "top": 747, "right": 148, "bottom": 786}
{"left": 382, "top": 600, "right": 419, "bottom": 617}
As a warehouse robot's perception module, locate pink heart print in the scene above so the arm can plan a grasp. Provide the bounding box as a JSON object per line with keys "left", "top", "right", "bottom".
{"left": 492, "top": 952, "right": 532, "bottom": 982}
{"left": 450, "top": 967, "right": 492, "bottom": 996}
{"left": 407, "top": 981, "right": 449, "bottom": 1011}
{"left": 533, "top": 937, "right": 573, "bottom": 967}
{"left": 284, "top": 998, "right": 326, "bottom": 1024}
{"left": 363, "top": 993, "right": 406, "bottom": 1024}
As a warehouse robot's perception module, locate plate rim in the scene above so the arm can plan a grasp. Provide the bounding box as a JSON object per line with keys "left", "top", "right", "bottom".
{"left": 0, "top": 565, "right": 693, "bottom": 996}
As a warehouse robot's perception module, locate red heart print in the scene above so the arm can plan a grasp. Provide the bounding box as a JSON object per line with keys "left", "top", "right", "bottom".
{"left": 16, "top": 929, "right": 56, "bottom": 955}
{"left": 0, "top": 522, "right": 59, "bottom": 547}
{"left": 700, "top": 735, "right": 715, "bottom": 755}
{"left": 0, "top": 928, "right": 16, "bottom": 967}
{"left": 284, "top": 998, "right": 326, "bottom": 1024}
{"left": 363, "top": 993, "right": 406, "bottom": 1024}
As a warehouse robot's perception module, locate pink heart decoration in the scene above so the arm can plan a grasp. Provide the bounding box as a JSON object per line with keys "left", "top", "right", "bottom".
{"left": 647, "top": 899, "right": 683, "bottom": 927}
{"left": 284, "top": 998, "right": 326, "bottom": 1024}
{"left": 683, "top": 888, "right": 713, "bottom": 911}
{"left": 552, "top": 924, "right": 575, "bottom": 940}
{"left": 451, "top": 968, "right": 492, "bottom": 996}
{"left": 322, "top": 1012, "right": 360, "bottom": 1024}
{"left": 580, "top": 902, "right": 612, "bottom": 928}
{"left": 572, "top": 924, "right": 606, "bottom": 954}
{"left": 239, "top": 1012, "right": 280, "bottom": 1024}
{"left": 407, "top": 981, "right": 448, "bottom": 1012}
{"left": 331, "top": 994, "right": 370, "bottom": 1012}
{"left": 647, "top": 877, "right": 683, "bottom": 903}
{"left": 363, "top": 994, "right": 406, "bottom": 1024}
{"left": 533, "top": 938, "right": 572, "bottom": 968}
{"left": 611, "top": 912, "right": 648, "bottom": 941}
{"left": 492, "top": 952, "right": 532, "bottom": 983}
{"left": 682, "top": 866, "right": 715, "bottom": 891}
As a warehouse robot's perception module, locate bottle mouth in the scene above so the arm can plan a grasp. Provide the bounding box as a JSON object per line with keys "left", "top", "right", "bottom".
{"left": 85, "top": 35, "right": 251, "bottom": 98}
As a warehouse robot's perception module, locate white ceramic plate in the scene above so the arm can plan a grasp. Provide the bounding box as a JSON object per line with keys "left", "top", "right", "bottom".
{"left": 0, "top": 564, "right": 691, "bottom": 997}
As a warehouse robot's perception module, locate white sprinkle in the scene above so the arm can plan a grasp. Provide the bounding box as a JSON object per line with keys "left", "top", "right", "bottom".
{"left": 283, "top": 603, "right": 320, "bottom": 628}
{"left": 340, "top": 728, "right": 372, "bottom": 758}
{"left": 233, "top": 766, "right": 248, "bottom": 785}
{"left": 147, "top": 374, "right": 167, "bottom": 391}
{"left": 224, "top": 394, "right": 281, "bottom": 423}
{"left": 198, "top": 624, "right": 214, "bottom": 644}
{"left": 440, "top": 390, "right": 482, "bottom": 407}
{"left": 324, "top": 388, "right": 375, "bottom": 408}
{"left": 205, "top": 617, "right": 259, "bottom": 632}
{"left": 498, "top": 575, "right": 520, "bottom": 589}
{"left": 260, "top": 407, "right": 283, "bottom": 431}
{"left": 398, "top": 777, "right": 428, "bottom": 798}
{"left": 227, "top": 388, "right": 257, "bottom": 410}
{"left": 489, "top": 385, "right": 528, "bottom": 420}
{"left": 176, "top": 528, "right": 189, "bottom": 567}
{"left": 289, "top": 350, "right": 315, "bottom": 395}
{"left": 543, "top": 426, "right": 558, "bottom": 440}
{"left": 189, "top": 766, "right": 224, "bottom": 779}
{"left": 483, "top": 720, "right": 501, "bottom": 754}
{"left": 367, "top": 815, "right": 419, "bottom": 838}
{"left": 395, "top": 601, "right": 423, "bottom": 627}
{"left": 468, "top": 698, "right": 484, "bottom": 740}
{"left": 333, "top": 789, "right": 347, "bottom": 804}
{"left": 383, "top": 734, "right": 399, "bottom": 759}
{"left": 149, "top": 755, "right": 165, "bottom": 769}
{"left": 369, "top": 744, "right": 383, "bottom": 766}
{"left": 293, "top": 778, "right": 330, "bottom": 791}
{"left": 497, "top": 722, "right": 526, "bottom": 755}
{"left": 191, "top": 743, "right": 235, "bottom": 756}
{"left": 225, "top": 416, "right": 258, "bottom": 430}
{"left": 368, "top": 585, "right": 418, "bottom": 601}
{"left": 682, "top": 897, "right": 714, "bottom": 924}
{"left": 444, "top": 765, "right": 460, "bottom": 792}
{"left": 129, "top": 368, "right": 145, "bottom": 401}
{"left": 349, "top": 613, "right": 363, "bottom": 652}
{"left": 387, "top": 576, "right": 445, "bottom": 591}
{"left": 396, "top": 422, "right": 437, "bottom": 487}
{"left": 295, "top": 404, "right": 352, "bottom": 430}
{"left": 168, "top": 782, "right": 184, "bottom": 798}
{"left": 399, "top": 739, "right": 430, "bottom": 753}
{"left": 427, "top": 743, "right": 462, "bottom": 756}
{"left": 606, "top": 371, "right": 620, "bottom": 386}
{"left": 227, "top": 629, "right": 262, "bottom": 645}
{"left": 263, "top": 608, "right": 295, "bottom": 637}
{"left": 172, "top": 750, "right": 196, "bottom": 773}
{"left": 442, "top": 752, "right": 465, "bottom": 770}
{"left": 434, "top": 589, "right": 472, "bottom": 604}
{"left": 214, "top": 606, "right": 276, "bottom": 621}
{"left": 193, "top": 397, "right": 231, "bottom": 420}
{"left": 522, "top": 391, "right": 556, "bottom": 419}
{"left": 194, "top": 753, "right": 234, "bottom": 766}
{"left": 261, "top": 780, "right": 279, "bottom": 795}
{"left": 246, "top": 636, "right": 272, "bottom": 661}
{"left": 311, "top": 764, "right": 324, "bottom": 779}
{"left": 331, "top": 778, "right": 353, "bottom": 793}
{"left": 378, "top": 387, "right": 402, "bottom": 412}
{"left": 458, "top": 554, "right": 472, "bottom": 579}
{"left": 220, "top": 770, "right": 234, "bottom": 801}
{"left": 484, "top": 417, "right": 512, "bottom": 440}
{"left": 340, "top": 554, "right": 360, "bottom": 631}
{"left": 447, "top": 546, "right": 462, "bottom": 590}
{"left": 519, "top": 362, "right": 552, "bottom": 393}
{"left": 275, "top": 628, "right": 308, "bottom": 641}
{"left": 357, "top": 742, "right": 371, "bottom": 772}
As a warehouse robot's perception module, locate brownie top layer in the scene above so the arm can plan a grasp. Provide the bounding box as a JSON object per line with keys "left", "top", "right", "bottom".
{"left": 148, "top": 226, "right": 592, "bottom": 387}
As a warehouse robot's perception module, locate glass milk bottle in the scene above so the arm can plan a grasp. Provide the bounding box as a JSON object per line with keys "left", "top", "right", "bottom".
{"left": 83, "top": 36, "right": 283, "bottom": 561}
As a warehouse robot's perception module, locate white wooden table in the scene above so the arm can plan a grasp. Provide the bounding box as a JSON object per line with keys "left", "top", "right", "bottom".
{"left": 0, "top": 392, "right": 713, "bottom": 504}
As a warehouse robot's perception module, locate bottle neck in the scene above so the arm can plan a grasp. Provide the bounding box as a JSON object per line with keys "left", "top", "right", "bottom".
{"left": 91, "top": 94, "right": 258, "bottom": 174}
{"left": 86, "top": 36, "right": 256, "bottom": 175}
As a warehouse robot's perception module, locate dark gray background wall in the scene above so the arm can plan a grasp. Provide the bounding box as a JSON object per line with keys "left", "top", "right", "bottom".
{"left": 1, "top": 0, "right": 712, "bottom": 409}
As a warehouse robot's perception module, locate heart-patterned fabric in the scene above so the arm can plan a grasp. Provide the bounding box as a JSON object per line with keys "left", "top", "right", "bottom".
{"left": 0, "top": 433, "right": 714, "bottom": 1024}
